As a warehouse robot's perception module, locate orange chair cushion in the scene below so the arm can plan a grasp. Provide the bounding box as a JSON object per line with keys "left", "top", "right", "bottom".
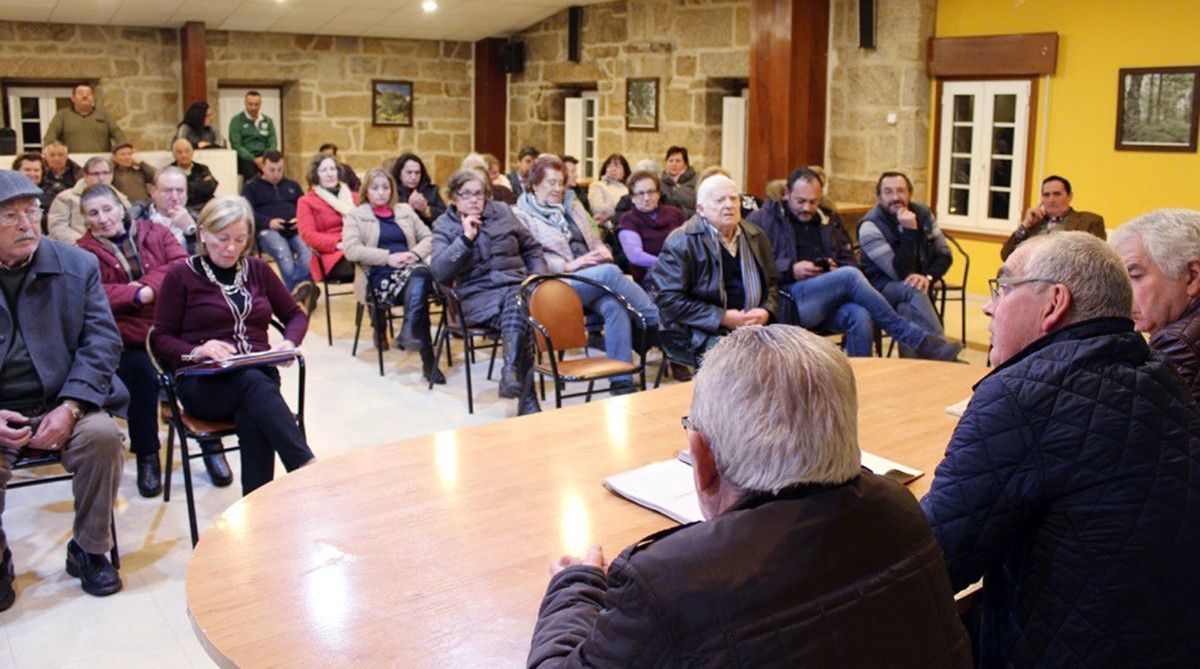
{"left": 159, "top": 403, "right": 236, "bottom": 437}
{"left": 534, "top": 357, "right": 640, "bottom": 381}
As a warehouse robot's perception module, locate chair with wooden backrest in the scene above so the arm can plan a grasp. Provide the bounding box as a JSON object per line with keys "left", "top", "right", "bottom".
{"left": 518, "top": 273, "right": 649, "bottom": 408}
{"left": 9, "top": 450, "right": 120, "bottom": 568}
{"left": 429, "top": 283, "right": 501, "bottom": 414}
{"left": 146, "top": 323, "right": 307, "bottom": 547}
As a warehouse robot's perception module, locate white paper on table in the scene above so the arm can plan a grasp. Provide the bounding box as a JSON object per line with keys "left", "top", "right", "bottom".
{"left": 944, "top": 397, "right": 971, "bottom": 417}
{"left": 860, "top": 451, "right": 923, "bottom": 485}
{"left": 603, "top": 459, "right": 703, "bottom": 525}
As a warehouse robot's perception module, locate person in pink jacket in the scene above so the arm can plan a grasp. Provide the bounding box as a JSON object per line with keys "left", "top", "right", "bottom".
{"left": 296, "top": 152, "right": 358, "bottom": 284}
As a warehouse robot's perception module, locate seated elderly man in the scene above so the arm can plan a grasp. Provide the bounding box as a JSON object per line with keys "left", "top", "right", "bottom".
{"left": 921, "top": 231, "right": 1200, "bottom": 666}
{"left": 132, "top": 166, "right": 198, "bottom": 252}
{"left": 1112, "top": 208, "right": 1200, "bottom": 406}
{"left": 0, "top": 170, "right": 129, "bottom": 610}
{"left": 650, "top": 174, "right": 778, "bottom": 366}
{"left": 170, "top": 138, "right": 218, "bottom": 216}
{"left": 46, "top": 156, "right": 130, "bottom": 243}
{"left": 1000, "top": 175, "right": 1105, "bottom": 261}
{"left": 110, "top": 141, "right": 156, "bottom": 206}
{"left": 528, "top": 325, "right": 971, "bottom": 666}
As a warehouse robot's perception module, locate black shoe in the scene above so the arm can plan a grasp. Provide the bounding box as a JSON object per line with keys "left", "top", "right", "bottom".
{"left": 518, "top": 390, "right": 541, "bottom": 415}
{"left": 200, "top": 441, "right": 233, "bottom": 487}
{"left": 291, "top": 281, "right": 319, "bottom": 316}
{"left": 65, "top": 540, "right": 122, "bottom": 597}
{"left": 0, "top": 548, "right": 14, "bottom": 612}
{"left": 394, "top": 330, "right": 424, "bottom": 352}
{"left": 135, "top": 453, "right": 162, "bottom": 498}
{"left": 498, "top": 365, "right": 522, "bottom": 399}
{"left": 423, "top": 357, "right": 446, "bottom": 385}
{"left": 914, "top": 334, "right": 963, "bottom": 362}
{"left": 669, "top": 363, "right": 692, "bottom": 382}
{"left": 610, "top": 380, "right": 638, "bottom": 396}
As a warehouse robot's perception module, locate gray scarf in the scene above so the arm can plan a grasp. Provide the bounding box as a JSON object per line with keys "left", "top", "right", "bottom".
{"left": 704, "top": 218, "right": 762, "bottom": 311}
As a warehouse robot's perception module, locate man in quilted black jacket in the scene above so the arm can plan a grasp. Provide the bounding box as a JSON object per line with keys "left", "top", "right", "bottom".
{"left": 922, "top": 231, "right": 1200, "bottom": 667}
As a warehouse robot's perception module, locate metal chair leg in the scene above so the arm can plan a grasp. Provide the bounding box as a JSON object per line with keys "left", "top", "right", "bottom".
{"left": 163, "top": 420, "right": 175, "bottom": 502}
{"left": 351, "top": 302, "right": 364, "bottom": 356}
{"left": 179, "top": 434, "right": 200, "bottom": 547}
{"left": 374, "top": 306, "right": 386, "bottom": 377}
{"left": 323, "top": 280, "right": 333, "bottom": 346}
{"left": 109, "top": 511, "right": 120, "bottom": 569}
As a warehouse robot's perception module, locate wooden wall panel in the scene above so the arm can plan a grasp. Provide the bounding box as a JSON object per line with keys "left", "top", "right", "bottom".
{"left": 180, "top": 21, "right": 207, "bottom": 107}
{"left": 474, "top": 38, "right": 508, "bottom": 161}
{"left": 928, "top": 33, "right": 1058, "bottom": 77}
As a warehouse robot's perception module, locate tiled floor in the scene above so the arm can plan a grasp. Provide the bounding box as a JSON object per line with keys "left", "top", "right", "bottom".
{"left": 0, "top": 290, "right": 993, "bottom": 667}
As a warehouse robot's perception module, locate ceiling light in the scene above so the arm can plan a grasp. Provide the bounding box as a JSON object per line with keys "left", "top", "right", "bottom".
{"left": 422, "top": 0, "right": 438, "bottom": 12}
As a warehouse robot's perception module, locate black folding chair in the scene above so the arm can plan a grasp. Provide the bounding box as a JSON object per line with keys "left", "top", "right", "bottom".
{"left": 930, "top": 230, "right": 969, "bottom": 344}
{"left": 309, "top": 247, "right": 355, "bottom": 346}
{"left": 430, "top": 283, "right": 501, "bottom": 414}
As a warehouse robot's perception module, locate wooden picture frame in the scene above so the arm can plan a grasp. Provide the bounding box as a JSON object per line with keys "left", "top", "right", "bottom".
{"left": 372, "top": 79, "right": 413, "bottom": 127}
{"left": 1115, "top": 66, "right": 1200, "bottom": 152}
{"left": 625, "top": 77, "right": 659, "bottom": 131}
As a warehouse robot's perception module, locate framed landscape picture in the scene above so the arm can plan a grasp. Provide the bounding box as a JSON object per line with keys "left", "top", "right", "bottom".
{"left": 1115, "top": 66, "right": 1200, "bottom": 152}
{"left": 626, "top": 77, "right": 659, "bottom": 131}
{"left": 372, "top": 79, "right": 413, "bottom": 127}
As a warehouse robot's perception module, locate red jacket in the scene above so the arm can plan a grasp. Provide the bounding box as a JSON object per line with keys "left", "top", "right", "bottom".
{"left": 77, "top": 221, "right": 188, "bottom": 348}
{"left": 297, "top": 189, "right": 358, "bottom": 280}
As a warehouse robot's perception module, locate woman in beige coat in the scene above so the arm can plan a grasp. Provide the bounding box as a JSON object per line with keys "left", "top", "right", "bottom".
{"left": 342, "top": 167, "right": 443, "bottom": 383}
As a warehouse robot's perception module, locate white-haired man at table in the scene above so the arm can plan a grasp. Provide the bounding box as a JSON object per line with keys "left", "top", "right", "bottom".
{"left": 527, "top": 324, "right": 970, "bottom": 667}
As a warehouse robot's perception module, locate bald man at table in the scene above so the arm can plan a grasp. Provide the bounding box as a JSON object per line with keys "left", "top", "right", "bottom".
{"left": 527, "top": 325, "right": 970, "bottom": 667}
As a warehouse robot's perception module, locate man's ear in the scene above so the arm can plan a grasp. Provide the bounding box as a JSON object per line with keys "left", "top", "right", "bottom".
{"left": 1183, "top": 258, "right": 1200, "bottom": 300}
{"left": 689, "top": 429, "right": 720, "bottom": 495}
{"left": 1040, "top": 283, "right": 1073, "bottom": 333}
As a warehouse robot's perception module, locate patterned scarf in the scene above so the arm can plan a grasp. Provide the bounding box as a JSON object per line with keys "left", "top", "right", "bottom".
{"left": 704, "top": 218, "right": 762, "bottom": 311}
{"left": 97, "top": 220, "right": 144, "bottom": 281}
{"left": 517, "top": 192, "right": 573, "bottom": 238}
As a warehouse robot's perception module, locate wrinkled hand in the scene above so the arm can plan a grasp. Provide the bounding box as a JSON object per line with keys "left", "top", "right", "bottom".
{"left": 387, "top": 251, "right": 419, "bottom": 268}
{"left": 136, "top": 284, "right": 156, "bottom": 305}
{"left": 0, "top": 410, "right": 32, "bottom": 450}
{"left": 549, "top": 544, "right": 606, "bottom": 577}
{"left": 28, "top": 405, "right": 76, "bottom": 451}
{"left": 191, "top": 339, "right": 238, "bottom": 362}
{"left": 897, "top": 208, "right": 919, "bottom": 230}
{"left": 408, "top": 190, "right": 429, "bottom": 214}
{"left": 461, "top": 214, "right": 482, "bottom": 241}
{"left": 793, "top": 260, "right": 823, "bottom": 280}
{"left": 168, "top": 206, "right": 196, "bottom": 234}
{"left": 721, "top": 309, "right": 748, "bottom": 329}
{"left": 1021, "top": 207, "right": 1044, "bottom": 230}
{"left": 743, "top": 308, "right": 770, "bottom": 326}
{"left": 904, "top": 273, "right": 931, "bottom": 292}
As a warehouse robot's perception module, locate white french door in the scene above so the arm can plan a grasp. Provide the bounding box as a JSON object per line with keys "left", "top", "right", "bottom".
{"left": 936, "top": 80, "right": 1031, "bottom": 233}
{"left": 564, "top": 91, "right": 598, "bottom": 180}
{"left": 5, "top": 86, "right": 72, "bottom": 152}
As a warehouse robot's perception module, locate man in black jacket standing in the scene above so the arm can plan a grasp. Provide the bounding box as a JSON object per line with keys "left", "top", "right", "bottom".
{"left": 528, "top": 325, "right": 971, "bottom": 667}
{"left": 921, "top": 231, "right": 1200, "bottom": 667}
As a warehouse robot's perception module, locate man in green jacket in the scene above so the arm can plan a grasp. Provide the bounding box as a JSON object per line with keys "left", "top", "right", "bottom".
{"left": 42, "top": 84, "right": 126, "bottom": 153}
{"left": 228, "top": 90, "right": 278, "bottom": 180}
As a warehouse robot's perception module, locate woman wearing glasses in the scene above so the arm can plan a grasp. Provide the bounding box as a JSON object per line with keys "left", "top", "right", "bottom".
{"left": 616, "top": 170, "right": 688, "bottom": 287}
{"left": 430, "top": 169, "right": 546, "bottom": 415}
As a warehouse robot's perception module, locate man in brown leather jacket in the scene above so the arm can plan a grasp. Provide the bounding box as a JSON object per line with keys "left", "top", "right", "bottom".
{"left": 1000, "top": 175, "right": 1105, "bottom": 260}
{"left": 527, "top": 325, "right": 971, "bottom": 668}
{"left": 1112, "top": 208, "right": 1200, "bottom": 405}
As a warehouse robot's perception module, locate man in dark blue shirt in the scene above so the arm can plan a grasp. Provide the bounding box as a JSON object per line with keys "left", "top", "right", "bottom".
{"left": 241, "top": 150, "right": 316, "bottom": 313}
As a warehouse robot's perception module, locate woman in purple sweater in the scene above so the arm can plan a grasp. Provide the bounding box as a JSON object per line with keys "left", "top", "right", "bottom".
{"left": 152, "top": 195, "right": 314, "bottom": 494}
{"left": 616, "top": 170, "right": 688, "bottom": 287}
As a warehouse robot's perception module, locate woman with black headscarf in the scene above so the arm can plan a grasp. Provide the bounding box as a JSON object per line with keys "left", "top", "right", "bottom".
{"left": 389, "top": 152, "right": 447, "bottom": 225}
{"left": 174, "top": 101, "right": 226, "bottom": 149}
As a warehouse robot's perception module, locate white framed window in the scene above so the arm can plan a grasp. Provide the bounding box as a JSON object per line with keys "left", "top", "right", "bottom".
{"left": 5, "top": 85, "right": 73, "bottom": 152}
{"left": 936, "top": 80, "right": 1031, "bottom": 234}
{"left": 564, "top": 90, "right": 598, "bottom": 180}
{"left": 721, "top": 88, "right": 750, "bottom": 191}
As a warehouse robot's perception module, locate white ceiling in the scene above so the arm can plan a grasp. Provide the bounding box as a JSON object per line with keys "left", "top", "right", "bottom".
{"left": 0, "top": 0, "right": 607, "bottom": 41}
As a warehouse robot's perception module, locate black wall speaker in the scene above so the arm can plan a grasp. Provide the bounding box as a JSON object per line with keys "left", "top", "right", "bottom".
{"left": 568, "top": 6, "right": 582, "bottom": 63}
{"left": 500, "top": 42, "right": 526, "bottom": 75}
{"left": 858, "top": 0, "right": 876, "bottom": 49}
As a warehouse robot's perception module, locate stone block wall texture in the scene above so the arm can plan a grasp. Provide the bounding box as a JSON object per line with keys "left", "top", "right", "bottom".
{"left": 826, "top": 0, "right": 936, "bottom": 204}
{"left": 0, "top": 22, "right": 181, "bottom": 151}
{"left": 509, "top": 0, "right": 751, "bottom": 178}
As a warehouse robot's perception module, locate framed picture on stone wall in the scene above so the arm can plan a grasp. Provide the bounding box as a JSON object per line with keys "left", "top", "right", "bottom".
{"left": 626, "top": 77, "right": 659, "bottom": 131}
{"left": 1115, "top": 66, "right": 1200, "bottom": 152}
{"left": 372, "top": 79, "right": 413, "bottom": 127}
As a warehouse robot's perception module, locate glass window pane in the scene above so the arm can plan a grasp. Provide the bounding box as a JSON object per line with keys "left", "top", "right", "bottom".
{"left": 22, "top": 122, "right": 41, "bottom": 145}
{"left": 992, "top": 127, "right": 1015, "bottom": 156}
{"left": 949, "top": 188, "right": 970, "bottom": 216}
{"left": 953, "top": 95, "right": 974, "bottom": 123}
{"left": 990, "top": 159, "right": 1012, "bottom": 188}
{"left": 952, "top": 126, "right": 972, "bottom": 153}
{"left": 993, "top": 94, "right": 1016, "bottom": 124}
{"left": 989, "top": 191, "right": 1011, "bottom": 219}
{"left": 19, "top": 97, "right": 38, "bottom": 118}
{"left": 951, "top": 157, "right": 971, "bottom": 185}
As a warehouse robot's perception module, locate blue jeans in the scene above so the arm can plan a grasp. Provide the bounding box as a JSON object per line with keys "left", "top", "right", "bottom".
{"left": 879, "top": 280, "right": 944, "bottom": 357}
{"left": 258, "top": 230, "right": 313, "bottom": 290}
{"left": 567, "top": 264, "right": 660, "bottom": 384}
{"left": 788, "top": 267, "right": 932, "bottom": 357}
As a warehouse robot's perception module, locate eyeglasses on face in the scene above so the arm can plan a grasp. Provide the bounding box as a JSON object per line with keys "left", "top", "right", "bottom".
{"left": 987, "top": 276, "right": 1057, "bottom": 301}
{"left": 632, "top": 189, "right": 659, "bottom": 198}
{"left": 0, "top": 206, "right": 42, "bottom": 228}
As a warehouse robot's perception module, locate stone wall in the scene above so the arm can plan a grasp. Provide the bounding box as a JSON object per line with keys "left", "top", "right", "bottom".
{"left": 206, "top": 31, "right": 473, "bottom": 184}
{"left": 826, "top": 0, "right": 937, "bottom": 203}
{"left": 0, "top": 22, "right": 180, "bottom": 150}
{"left": 509, "top": 0, "right": 750, "bottom": 176}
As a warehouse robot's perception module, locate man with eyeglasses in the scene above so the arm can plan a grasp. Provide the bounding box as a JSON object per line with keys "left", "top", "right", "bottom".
{"left": 0, "top": 170, "right": 130, "bottom": 611}
{"left": 46, "top": 156, "right": 131, "bottom": 244}
{"left": 921, "top": 231, "right": 1200, "bottom": 666}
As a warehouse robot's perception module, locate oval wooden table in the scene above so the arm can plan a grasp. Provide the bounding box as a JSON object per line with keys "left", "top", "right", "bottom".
{"left": 186, "top": 358, "right": 984, "bottom": 667}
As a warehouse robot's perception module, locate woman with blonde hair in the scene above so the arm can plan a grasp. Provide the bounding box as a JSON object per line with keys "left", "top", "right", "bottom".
{"left": 152, "top": 195, "right": 314, "bottom": 495}
{"left": 342, "top": 168, "right": 443, "bottom": 383}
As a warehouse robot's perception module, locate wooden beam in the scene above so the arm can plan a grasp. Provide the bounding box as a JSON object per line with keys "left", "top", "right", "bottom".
{"left": 746, "top": 0, "right": 829, "bottom": 198}
{"left": 474, "top": 38, "right": 508, "bottom": 161}
{"left": 927, "top": 33, "right": 1058, "bottom": 77}
{"left": 180, "top": 21, "right": 207, "bottom": 107}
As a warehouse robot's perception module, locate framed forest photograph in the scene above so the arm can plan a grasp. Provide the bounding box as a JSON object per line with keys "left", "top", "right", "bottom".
{"left": 1115, "top": 66, "right": 1200, "bottom": 152}
{"left": 372, "top": 79, "right": 414, "bottom": 127}
{"left": 626, "top": 77, "right": 659, "bottom": 131}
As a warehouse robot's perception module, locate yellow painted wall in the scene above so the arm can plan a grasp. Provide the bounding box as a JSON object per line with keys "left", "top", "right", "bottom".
{"left": 932, "top": 0, "right": 1200, "bottom": 294}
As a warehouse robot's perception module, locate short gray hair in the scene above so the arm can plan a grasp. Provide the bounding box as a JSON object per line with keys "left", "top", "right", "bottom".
{"left": 83, "top": 156, "right": 112, "bottom": 173}
{"left": 155, "top": 165, "right": 187, "bottom": 186}
{"left": 1020, "top": 231, "right": 1132, "bottom": 322}
{"left": 1110, "top": 209, "right": 1200, "bottom": 280}
{"left": 689, "top": 325, "right": 861, "bottom": 493}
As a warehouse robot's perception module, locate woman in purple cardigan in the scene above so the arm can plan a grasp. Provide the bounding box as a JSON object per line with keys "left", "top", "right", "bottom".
{"left": 616, "top": 170, "right": 688, "bottom": 287}
{"left": 152, "top": 195, "right": 314, "bottom": 494}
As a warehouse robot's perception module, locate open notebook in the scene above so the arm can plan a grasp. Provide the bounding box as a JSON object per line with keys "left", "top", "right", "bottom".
{"left": 604, "top": 450, "right": 924, "bottom": 525}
